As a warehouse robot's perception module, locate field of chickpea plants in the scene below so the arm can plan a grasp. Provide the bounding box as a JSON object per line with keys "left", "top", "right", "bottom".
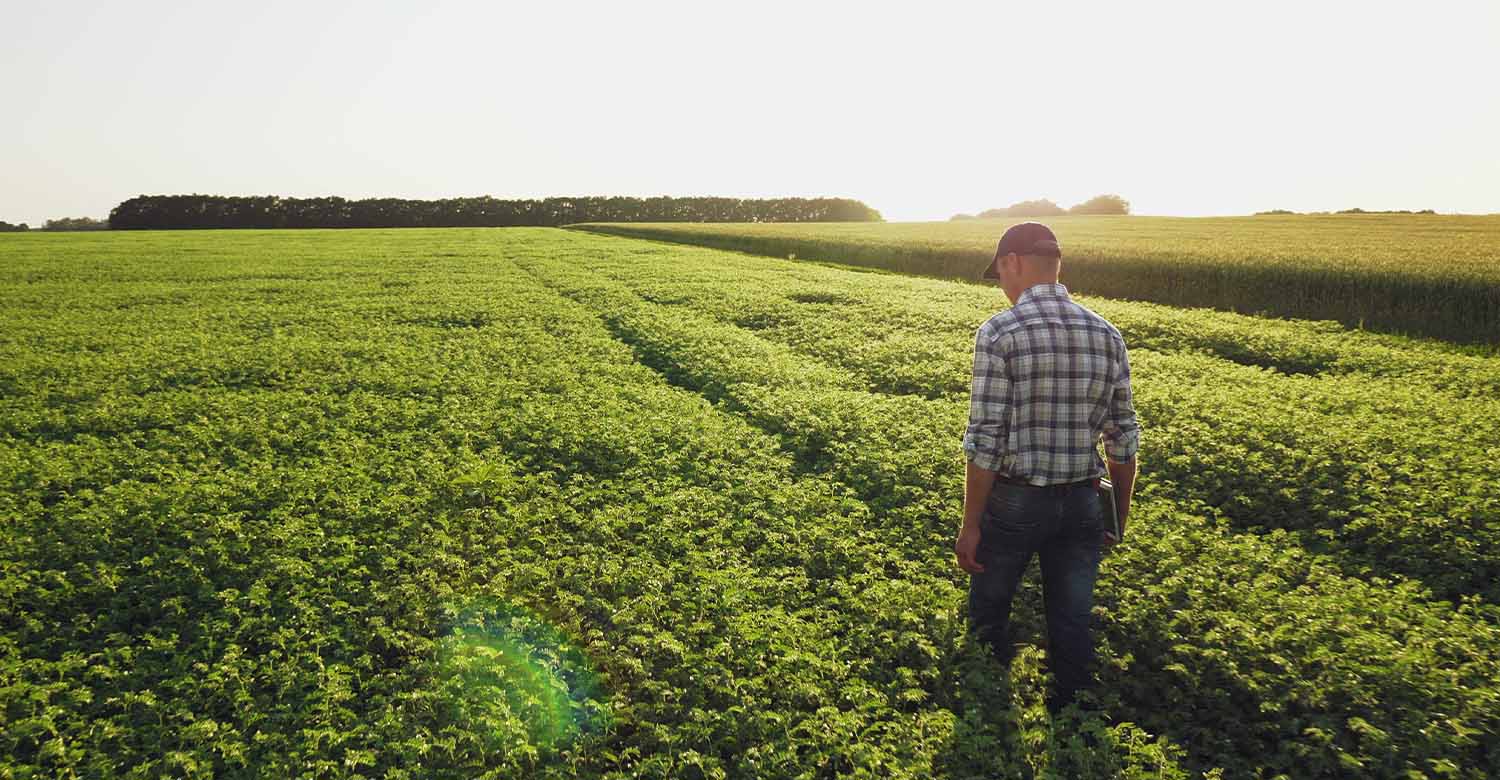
{"left": 3, "top": 227, "right": 1497, "bottom": 779}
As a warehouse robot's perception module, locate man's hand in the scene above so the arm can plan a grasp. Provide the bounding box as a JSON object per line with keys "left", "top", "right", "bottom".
{"left": 959, "top": 460, "right": 998, "bottom": 574}
{"left": 955, "top": 522, "right": 985, "bottom": 574}
{"left": 1101, "top": 510, "right": 1127, "bottom": 547}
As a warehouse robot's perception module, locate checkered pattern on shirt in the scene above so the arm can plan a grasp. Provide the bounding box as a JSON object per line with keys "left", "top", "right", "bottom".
{"left": 962, "top": 283, "right": 1140, "bottom": 485}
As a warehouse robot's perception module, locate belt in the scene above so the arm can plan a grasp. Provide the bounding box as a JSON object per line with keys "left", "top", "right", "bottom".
{"left": 995, "top": 474, "right": 1099, "bottom": 496}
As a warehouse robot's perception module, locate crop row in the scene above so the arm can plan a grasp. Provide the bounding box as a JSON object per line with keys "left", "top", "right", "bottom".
{"left": 1, "top": 229, "right": 1188, "bottom": 778}
{"left": 569, "top": 216, "right": 1500, "bottom": 346}
{"left": 519, "top": 235, "right": 1500, "bottom": 779}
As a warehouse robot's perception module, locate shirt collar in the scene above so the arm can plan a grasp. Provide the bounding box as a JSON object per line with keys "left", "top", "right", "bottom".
{"left": 1016, "top": 282, "right": 1070, "bottom": 306}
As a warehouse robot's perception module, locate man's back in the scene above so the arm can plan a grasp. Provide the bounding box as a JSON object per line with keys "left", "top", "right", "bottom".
{"left": 965, "top": 282, "right": 1138, "bottom": 486}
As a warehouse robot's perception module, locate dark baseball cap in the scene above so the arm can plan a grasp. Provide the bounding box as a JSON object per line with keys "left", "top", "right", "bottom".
{"left": 981, "top": 222, "right": 1062, "bottom": 279}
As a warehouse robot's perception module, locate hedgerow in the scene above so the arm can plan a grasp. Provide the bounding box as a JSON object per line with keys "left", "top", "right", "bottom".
{"left": 107, "top": 195, "right": 882, "bottom": 230}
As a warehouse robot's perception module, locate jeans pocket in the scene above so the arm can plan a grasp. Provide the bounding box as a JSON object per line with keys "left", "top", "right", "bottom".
{"left": 984, "top": 485, "right": 1041, "bottom": 541}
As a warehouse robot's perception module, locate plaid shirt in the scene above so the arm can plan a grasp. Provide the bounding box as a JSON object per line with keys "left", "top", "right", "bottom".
{"left": 963, "top": 283, "right": 1140, "bottom": 485}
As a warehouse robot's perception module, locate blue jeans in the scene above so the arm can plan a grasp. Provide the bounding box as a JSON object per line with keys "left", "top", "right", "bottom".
{"left": 968, "top": 480, "right": 1104, "bottom": 712}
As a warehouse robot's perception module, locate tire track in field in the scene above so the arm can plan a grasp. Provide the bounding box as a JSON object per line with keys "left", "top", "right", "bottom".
{"left": 515, "top": 256, "right": 964, "bottom": 547}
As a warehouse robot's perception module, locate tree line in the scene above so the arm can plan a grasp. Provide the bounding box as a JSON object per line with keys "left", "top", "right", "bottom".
{"left": 951, "top": 194, "right": 1130, "bottom": 220}
{"left": 0, "top": 217, "right": 109, "bottom": 232}
{"left": 1254, "top": 208, "right": 1439, "bottom": 216}
{"left": 107, "top": 195, "right": 883, "bottom": 230}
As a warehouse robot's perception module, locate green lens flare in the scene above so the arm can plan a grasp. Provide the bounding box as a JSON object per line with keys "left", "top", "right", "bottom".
{"left": 437, "top": 600, "right": 609, "bottom": 754}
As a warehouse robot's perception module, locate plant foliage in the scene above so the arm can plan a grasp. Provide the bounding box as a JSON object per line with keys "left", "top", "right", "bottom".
{"left": 2, "top": 227, "right": 1497, "bottom": 778}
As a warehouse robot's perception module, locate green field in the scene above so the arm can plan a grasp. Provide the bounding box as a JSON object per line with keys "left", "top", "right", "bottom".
{"left": 3, "top": 228, "right": 1499, "bottom": 779}
{"left": 570, "top": 215, "right": 1500, "bottom": 346}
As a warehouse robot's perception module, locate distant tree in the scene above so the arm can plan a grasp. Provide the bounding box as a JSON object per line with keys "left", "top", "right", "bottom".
{"left": 1335, "top": 208, "right": 1436, "bottom": 215}
{"left": 0, "top": 221, "right": 29, "bottom": 232}
{"left": 1068, "top": 194, "right": 1130, "bottom": 215}
{"left": 1254, "top": 209, "right": 1298, "bottom": 216}
{"left": 949, "top": 213, "right": 976, "bottom": 221}
{"left": 1003, "top": 199, "right": 1068, "bottom": 217}
{"left": 964, "top": 196, "right": 1130, "bottom": 219}
{"left": 967, "top": 199, "right": 1068, "bottom": 219}
{"left": 42, "top": 216, "right": 109, "bottom": 231}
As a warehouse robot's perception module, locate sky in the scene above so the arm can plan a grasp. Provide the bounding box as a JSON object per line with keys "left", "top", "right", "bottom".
{"left": 4, "top": 0, "right": 1498, "bottom": 225}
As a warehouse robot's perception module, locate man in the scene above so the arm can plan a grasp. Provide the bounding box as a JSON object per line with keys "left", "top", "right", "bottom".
{"left": 953, "top": 221, "right": 1140, "bottom": 715}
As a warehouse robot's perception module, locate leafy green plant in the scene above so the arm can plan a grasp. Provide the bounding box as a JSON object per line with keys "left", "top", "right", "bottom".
{"left": 6, "top": 226, "right": 1496, "bottom": 779}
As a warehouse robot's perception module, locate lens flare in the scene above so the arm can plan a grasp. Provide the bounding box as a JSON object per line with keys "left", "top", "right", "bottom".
{"left": 436, "top": 599, "right": 609, "bottom": 754}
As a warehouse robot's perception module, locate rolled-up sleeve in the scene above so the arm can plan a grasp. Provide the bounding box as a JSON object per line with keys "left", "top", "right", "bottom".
{"left": 963, "top": 327, "right": 1010, "bottom": 472}
{"left": 1101, "top": 339, "right": 1140, "bottom": 463}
